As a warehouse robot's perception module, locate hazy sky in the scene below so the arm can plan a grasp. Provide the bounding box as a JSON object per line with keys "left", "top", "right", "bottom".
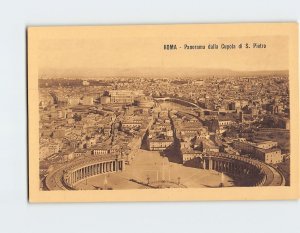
{"left": 37, "top": 27, "right": 289, "bottom": 76}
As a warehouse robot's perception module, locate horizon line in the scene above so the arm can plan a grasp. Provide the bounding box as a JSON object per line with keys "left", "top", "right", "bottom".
{"left": 38, "top": 67, "right": 289, "bottom": 79}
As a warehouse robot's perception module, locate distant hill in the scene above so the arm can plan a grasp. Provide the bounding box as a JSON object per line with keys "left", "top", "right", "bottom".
{"left": 39, "top": 67, "right": 288, "bottom": 79}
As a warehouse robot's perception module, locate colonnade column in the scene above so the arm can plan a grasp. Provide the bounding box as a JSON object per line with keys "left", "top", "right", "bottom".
{"left": 208, "top": 159, "right": 213, "bottom": 170}
{"left": 64, "top": 159, "right": 125, "bottom": 188}
{"left": 115, "top": 160, "right": 118, "bottom": 171}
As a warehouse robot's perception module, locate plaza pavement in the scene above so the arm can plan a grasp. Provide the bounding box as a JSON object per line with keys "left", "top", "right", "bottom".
{"left": 75, "top": 149, "right": 234, "bottom": 190}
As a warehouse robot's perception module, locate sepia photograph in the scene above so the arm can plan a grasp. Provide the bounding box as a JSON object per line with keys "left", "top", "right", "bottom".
{"left": 3, "top": 0, "right": 300, "bottom": 232}
{"left": 28, "top": 23, "right": 299, "bottom": 202}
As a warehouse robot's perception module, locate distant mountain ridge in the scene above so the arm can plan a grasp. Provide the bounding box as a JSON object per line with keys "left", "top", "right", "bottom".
{"left": 39, "top": 67, "right": 289, "bottom": 79}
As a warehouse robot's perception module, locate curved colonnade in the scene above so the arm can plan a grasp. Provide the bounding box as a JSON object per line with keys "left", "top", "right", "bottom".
{"left": 44, "top": 153, "right": 284, "bottom": 190}
{"left": 44, "top": 155, "right": 125, "bottom": 190}
{"left": 201, "top": 153, "right": 284, "bottom": 186}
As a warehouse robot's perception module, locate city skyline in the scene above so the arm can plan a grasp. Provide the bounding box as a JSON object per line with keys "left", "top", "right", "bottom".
{"left": 38, "top": 75, "right": 290, "bottom": 191}
{"left": 38, "top": 67, "right": 289, "bottom": 80}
